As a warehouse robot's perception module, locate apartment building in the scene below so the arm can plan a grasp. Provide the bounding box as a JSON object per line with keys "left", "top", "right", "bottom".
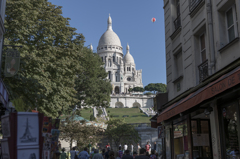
{"left": 151, "top": 0, "right": 240, "bottom": 158}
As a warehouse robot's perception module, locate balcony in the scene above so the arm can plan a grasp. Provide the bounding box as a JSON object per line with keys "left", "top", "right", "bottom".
{"left": 174, "top": 15, "right": 181, "bottom": 31}
{"left": 189, "top": 0, "right": 205, "bottom": 17}
{"left": 198, "top": 60, "right": 209, "bottom": 83}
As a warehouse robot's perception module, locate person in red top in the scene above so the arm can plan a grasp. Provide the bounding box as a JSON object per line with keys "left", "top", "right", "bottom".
{"left": 145, "top": 142, "right": 150, "bottom": 153}
{"left": 106, "top": 143, "right": 111, "bottom": 150}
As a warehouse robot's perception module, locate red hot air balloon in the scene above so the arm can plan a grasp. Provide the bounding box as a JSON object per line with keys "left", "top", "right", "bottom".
{"left": 151, "top": 17, "right": 156, "bottom": 23}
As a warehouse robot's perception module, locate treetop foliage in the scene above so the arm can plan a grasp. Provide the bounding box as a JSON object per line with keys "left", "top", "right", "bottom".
{"left": 144, "top": 83, "right": 167, "bottom": 94}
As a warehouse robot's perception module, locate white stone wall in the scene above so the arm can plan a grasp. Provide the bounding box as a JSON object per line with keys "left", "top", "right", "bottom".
{"left": 110, "top": 95, "right": 154, "bottom": 108}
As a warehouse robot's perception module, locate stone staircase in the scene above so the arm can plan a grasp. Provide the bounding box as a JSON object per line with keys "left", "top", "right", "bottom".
{"left": 140, "top": 108, "right": 156, "bottom": 117}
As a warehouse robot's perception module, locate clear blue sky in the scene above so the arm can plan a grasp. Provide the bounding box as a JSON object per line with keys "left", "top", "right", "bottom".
{"left": 48, "top": 0, "right": 166, "bottom": 86}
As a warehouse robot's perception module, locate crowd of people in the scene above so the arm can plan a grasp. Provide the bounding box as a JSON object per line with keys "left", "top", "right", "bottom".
{"left": 61, "top": 142, "right": 161, "bottom": 159}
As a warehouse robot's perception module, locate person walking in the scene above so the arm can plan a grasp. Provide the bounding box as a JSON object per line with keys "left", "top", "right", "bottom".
{"left": 137, "top": 144, "right": 141, "bottom": 155}
{"left": 106, "top": 143, "right": 110, "bottom": 150}
{"left": 115, "top": 151, "right": 121, "bottom": 159}
{"left": 60, "top": 148, "right": 67, "bottom": 159}
{"left": 130, "top": 144, "right": 134, "bottom": 156}
{"left": 145, "top": 142, "right": 150, "bottom": 155}
{"left": 135, "top": 148, "right": 149, "bottom": 159}
{"left": 78, "top": 147, "right": 90, "bottom": 159}
{"left": 105, "top": 148, "right": 110, "bottom": 159}
{"left": 149, "top": 150, "right": 156, "bottom": 159}
{"left": 153, "top": 142, "right": 157, "bottom": 153}
{"left": 123, "top": 143, "right": 128, "bottom": 154}
{"left": 118, "top": 147, "right": 123, "bottom": 158}
{"left": 122, "top": 150, "right": 133, "bottom": 159}
{"left": 148, "top": 142, "right": 151, "bottom": 154}
{"left": 70, "top": 147, "right": 78, "bottom": 159}
{"left": 119, "top": 143, "right": 122, "bottom": 150}
{"left": 92, "top": 149, "right": 104, "bottom": 159}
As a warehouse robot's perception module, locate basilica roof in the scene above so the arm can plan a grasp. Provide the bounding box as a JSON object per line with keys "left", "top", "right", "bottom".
{"left": 98, "top": 15, "right": 122, "bottom": 47}
{"left": 123, "top": 44, "right": 135, "bottom": 64}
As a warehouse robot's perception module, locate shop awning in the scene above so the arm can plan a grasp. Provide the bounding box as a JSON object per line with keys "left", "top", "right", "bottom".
{"left": 157, "top": 66, "right": 240, "bottom": 123}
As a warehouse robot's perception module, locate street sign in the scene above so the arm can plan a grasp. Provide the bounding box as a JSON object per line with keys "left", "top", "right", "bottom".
{"left": 4, "top": 48, "right": 20, "bottom": 77}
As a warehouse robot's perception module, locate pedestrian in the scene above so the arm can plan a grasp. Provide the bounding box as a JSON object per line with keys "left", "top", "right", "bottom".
{"left": 118, "top": 147, "right": 123, "bottom": 158}
{"left": 90, "top": 148, "right": 95, "bottom": 157}
{"left": 106, "top": 143, "right": 111, "bottom": 150}
{"left": 130, "top": 144, "right": 134, "bottom": 156}
{"left": 88, "top": 143, "right": 92, "bottom": 154}
{"left": 135, "top": 148, "right": 148, "bottom": 159}
{"left": 148, "top": 142, "right": 151, "bottom": 154}
{"left": 91, "top": 149, "right": 98, "bottom": 159}
{"left": 153, "top": 142, "right": 156, "bottom": 152}
{"left": 92, "top": 149, "right": 104, "bottom": 159}
{"left": 60, "top": 148, "right": 67, "bottom": 159}
{"left": 122, "top": 150, "right": 133, "bottom": 159}
{"left": 78, "top": 147, "right": 90, "bottom": 159}
{"left": 145, "top": 152, "right": 150, "bottom": 158}
{"left": 149, "top": 150, "right": 156, "bottom": 159}
{"left": 70, "top": 147, "right": 79, "bottom": 159}
{"left": 137, "top": 144, "right": 141, "bottom": 155}
{"left": 102, "top": 149, "right": 105, "bottom": 159}
{"left": 145, "top": 142, "right": 150, "bottom": 155}
{"left": 133, "top": 152, "right": 137, "bottom": 159}
{"left": 123, "top": 143, "right": 128, "bottom": 154}
{"left": 119, "top": 143, "right": 122, "bottom": 150}
{"left": 109, "top": 151, "right": 115, "bottom": 159}
{"left": 105, "top": 148, "right": 110, "bottom": 159}
{"left": 115, "top": 151, "right": 121, "bottom": 159}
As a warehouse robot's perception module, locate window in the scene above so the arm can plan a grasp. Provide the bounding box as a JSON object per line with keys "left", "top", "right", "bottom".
{"left": 127, "top": 77, "right": 131, "bottom": 81}
{"left": 105, "top": 56, "right": 107, "bottom": 62}
{"left": 113, "top": 56, "right": 115, "bottom": 62}
{"left": 117, "top": 57, "right": 118, "bottom": 63}
{"left": 108, "top": 59, "right": 111, "bottom": 67}
{"left": 226, "top": 6, "right": 238, "bottom": 42}
{"left": 173, "top": 121, "right": 189, "bottom": 159}
{"left": 200, "top": 34, "right": 206, "bottom": 62}
{"left": 101, "top": 57, "right": 103, "bottom": 62}
{"left": 175, "top": 52, "right": 183, "bottom": 77}
{"left": 116, "top": 76, "right": 117, "bottom": 82}
{"left": 108, "top": 71, "right": 111, "bottom": 80}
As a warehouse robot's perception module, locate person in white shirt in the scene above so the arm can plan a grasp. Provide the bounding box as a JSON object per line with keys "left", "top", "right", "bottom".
{"left": 137, "top": 143, "right": 141, "bottom": 155}
{"left": 123, "top": 143, "right": 128, "bottom": 154}
{"left": 130, "top": 144, "right": 134, "bottom": 155}
{"left": 148, "top": 142, "right": 151, "bottom": 154}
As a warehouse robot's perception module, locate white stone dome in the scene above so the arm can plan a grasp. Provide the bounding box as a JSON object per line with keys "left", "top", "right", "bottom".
{"left": 98, "top": 15, "right": 121, "bottom": 47}
{"left": 123, "top": 44, "right": 135, "bottom": 64}
{"left": 98, "top": 30, "right": 121, "bottom": 46}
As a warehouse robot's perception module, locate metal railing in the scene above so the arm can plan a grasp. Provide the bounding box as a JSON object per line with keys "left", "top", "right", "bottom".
{"left": 174, "top": 15, "right": 181, "bottom": 31}
{"left": 198, "top": 60, "right": 209, "bottom": 83}
{"left": 189, "top": 0, "right": 204, "bottom": 12}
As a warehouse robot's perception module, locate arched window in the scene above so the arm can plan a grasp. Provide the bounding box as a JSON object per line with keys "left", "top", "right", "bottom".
{"left": 108, "top": 59, "right": 111, "bottom": 67}
{"left": 117, "top": 57, "right": 118, "bottom": 63}
{"left": 113, "top": 56, "right": 115, "bottom": 62}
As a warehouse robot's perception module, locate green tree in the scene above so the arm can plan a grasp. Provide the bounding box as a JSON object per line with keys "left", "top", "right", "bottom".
{"left": 11, "top": 97, "right": 30, "bottom": 112}
{"left": 105, "top": 119, "right": 140, "bottom": 148}
{"left": 75, "top": 48, "right": 112, "bottom": 108}
{"left": 4, "top": 0, "right": 84, "bottom": 117}
{"left": 132, "top": 87, "right": 144, "bottom": 92}
{"left": 144, "top": 83, "right": 167, "bottom": 94}
{"left": 59, "top": 113, "right": 103, "bottom": 150}
{"left": 128, "top": 88, "right": 133, "bottom": 92}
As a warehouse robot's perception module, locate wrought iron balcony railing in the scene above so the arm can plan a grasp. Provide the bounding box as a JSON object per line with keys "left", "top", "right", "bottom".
{"left": 174, "top": 15, "right": 181, "bottom": 31}
{"left": 190, "top": 0, "right": 203, "bottom": 12}
{"left": 198, "top": 60, "right": 209, "bottom": 83}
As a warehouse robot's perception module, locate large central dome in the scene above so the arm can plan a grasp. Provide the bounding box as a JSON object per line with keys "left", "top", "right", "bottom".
{"left": 98, "top": 15, "right": 121, "bottom": 47}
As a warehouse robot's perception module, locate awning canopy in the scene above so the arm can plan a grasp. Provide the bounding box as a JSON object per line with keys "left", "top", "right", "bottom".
{"left": 157, "top": 66, "right": 240, "bottom": 123}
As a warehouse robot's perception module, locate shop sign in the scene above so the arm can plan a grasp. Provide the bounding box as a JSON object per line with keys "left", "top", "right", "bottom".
{"left": 4, "top": 48, "right": 20, "bottom": 77}
{"left": 158, "top": 126, "right": 164, "bottom": 138}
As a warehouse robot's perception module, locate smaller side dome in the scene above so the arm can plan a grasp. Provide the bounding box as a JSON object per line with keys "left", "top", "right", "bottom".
{"left": 123, "top": 44, "right": 135, "bottom": 64}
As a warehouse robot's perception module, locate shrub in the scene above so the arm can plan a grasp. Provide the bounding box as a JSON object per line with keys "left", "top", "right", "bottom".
{"left": 90, "top": 114, "right": 95, "bottom": 121}
{"left": 108, "top": 110, "right": 110, "bottom": 113}
{"left": 140, "top": 110, "right": 143, "bottom": 113}
{"left": 110, "top": 115, "right": 113, "bottom": 118}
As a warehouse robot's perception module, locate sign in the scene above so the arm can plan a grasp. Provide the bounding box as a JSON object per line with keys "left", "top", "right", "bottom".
{"left": 4, "top": 49, "right": 20, "bottom": 77}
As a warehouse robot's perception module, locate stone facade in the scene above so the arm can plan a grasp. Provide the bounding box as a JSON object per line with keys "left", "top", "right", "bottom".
{"left": 96, "top": 15, "right": 154, "bottom": 108}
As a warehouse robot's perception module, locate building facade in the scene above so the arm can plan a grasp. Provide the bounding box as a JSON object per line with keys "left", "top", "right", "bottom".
{"left": 96, "top": 15, "right": 154, "bottom": 108}
{"left": 151, "top": 0, "right": 240, "bottom": 159}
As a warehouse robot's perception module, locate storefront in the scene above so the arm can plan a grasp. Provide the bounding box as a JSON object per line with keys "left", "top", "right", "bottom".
{"left": 156, "top": 66, "right": 240, "bottom": 159}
